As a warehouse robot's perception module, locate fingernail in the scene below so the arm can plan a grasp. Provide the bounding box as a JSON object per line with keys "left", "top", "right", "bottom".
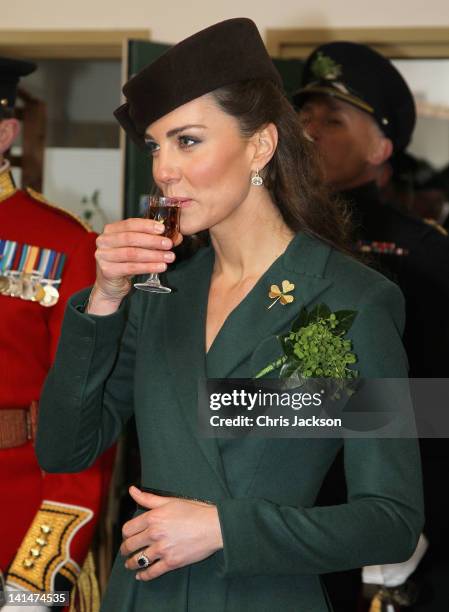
{"left": 154, "top": 222, "right": 165, "bottom": 233}
{"left": 164, "top": 252, "right": 175, "bottom": 262}
{"left": 161, "top": 239, "right": 171, "bottom": 248}
{"left": 135, "top": 573, "right": 141, "bottom": 581}
{"left": 156, "top": 263, "right": 167, "bottom": 272}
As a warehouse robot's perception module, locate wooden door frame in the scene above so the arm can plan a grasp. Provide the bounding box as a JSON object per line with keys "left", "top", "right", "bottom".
{"left": 0, "top": 30, "right": 151, "bottom": 59}
{"left": 266, "top": 27, "right": 449, "bottom": 59}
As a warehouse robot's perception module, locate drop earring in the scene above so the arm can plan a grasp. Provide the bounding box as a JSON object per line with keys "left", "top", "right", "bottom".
{"left": 251, "top": 169, "right": 263, "bottom": 186}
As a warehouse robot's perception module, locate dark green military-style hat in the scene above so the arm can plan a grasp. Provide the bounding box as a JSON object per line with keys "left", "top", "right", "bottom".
{"left": 114, "top": 18, "right": 283, "bottom": 148}
{"left": 293, "top": 42, "right": 416, "bottom": 151}
{"left": 0, "top": 56, "right": 36, "bottom": 118}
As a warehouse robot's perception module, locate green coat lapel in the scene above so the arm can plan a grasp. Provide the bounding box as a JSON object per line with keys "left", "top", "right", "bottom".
{"left": 163, "top": 247, "right": 230, "bottom": 496}
{"left": 207, "top": 233, "right": 333, "bottom": 378}
{"left": 162, "top": 233, "right": 333, "bottom": 495}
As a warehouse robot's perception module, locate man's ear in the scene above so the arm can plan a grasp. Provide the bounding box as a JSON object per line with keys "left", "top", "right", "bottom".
{"left": 0, "top": 118, "right": 20, "bottom": 155}
{"left": 368, "top": 134, "right": 393, "bottom": 167}
{"left": 251, "top": 122, "right": 278, "bottom": 172}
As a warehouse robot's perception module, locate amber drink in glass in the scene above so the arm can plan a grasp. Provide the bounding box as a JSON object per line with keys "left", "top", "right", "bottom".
{"left": 134, "top": 196, "right": 181, "bottom": 293}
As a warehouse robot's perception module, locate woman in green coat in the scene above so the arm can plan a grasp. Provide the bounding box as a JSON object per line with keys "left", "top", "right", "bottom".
{"left": 36, "top": 18, "right": 423, "bottom": 612}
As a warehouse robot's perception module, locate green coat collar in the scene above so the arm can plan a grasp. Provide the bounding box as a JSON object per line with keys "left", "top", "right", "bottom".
{"left": 163, "top": 232, "right": 333, "bottom": 494}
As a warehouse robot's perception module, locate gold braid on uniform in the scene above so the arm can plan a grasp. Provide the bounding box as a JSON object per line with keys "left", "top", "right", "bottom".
{"left": 69, "top": 552, "right": 100, "bottom": 612}
{"left": 0, "top": 169, "right": 17, "bottom": 202}
{"left": 423, "top": 217, "right": 448, "bottom": 236}
{"left": 369, "top": 593, "right": 383, "bottom": 612}
{"left": 26, "top": 187, "right": 93, "bottom": 232}
{"left": 7, "top": 501, "right": 93, "bottom": 593}
{"left": 58, "top": 559, "right": 80, "bottom": 585}
{"left": 368, "top": 582, "right": 419, "bottom": 611}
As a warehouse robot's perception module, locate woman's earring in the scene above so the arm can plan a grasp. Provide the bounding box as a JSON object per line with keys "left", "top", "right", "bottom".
{"left": 251, "top": 169, "right": 263, "bottom": 187}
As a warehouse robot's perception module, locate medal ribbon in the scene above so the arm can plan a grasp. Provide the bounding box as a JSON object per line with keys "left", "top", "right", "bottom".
{"left": 0, "top": 240, "right": 18, "bottom": 273}
{"left": 356, "top": 240, "right": 409, "bottom": 256}
{"left": 0, "top": 240, "right": 66, "bottom": 280}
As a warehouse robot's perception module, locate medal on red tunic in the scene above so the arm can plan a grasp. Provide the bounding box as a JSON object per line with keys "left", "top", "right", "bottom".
{"left": 0, "top": 239, "right": 66, "bottom": 306}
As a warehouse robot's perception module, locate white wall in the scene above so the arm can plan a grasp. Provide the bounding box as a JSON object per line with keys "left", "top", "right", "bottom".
{"left": 23, "top": 60, "right": 121, "bottom": 124}
{"left": 11, "top": 148, "right": 122, "bottom": 231}
{"left": 394, "top": 60, "right": 449, "bottom": 107}
{"left": 393, "top": 60, "right": 449, "bottom": 169}
{"left": 409, "top": 118, "right": 449, "bottom": 169}
{"left": 43, "top": 148, "right": 122, "bottom": 232}
{"left": 3, "top": 0, "right": 449, "bottom": 41}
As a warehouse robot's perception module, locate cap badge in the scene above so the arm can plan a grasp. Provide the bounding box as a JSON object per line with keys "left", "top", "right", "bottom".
{"left": 311, "top": 52, "right": 342, "bottom": 81}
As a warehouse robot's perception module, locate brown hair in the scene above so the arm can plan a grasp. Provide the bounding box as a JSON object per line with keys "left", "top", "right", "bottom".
{"left": 211, "top": 79, "right": 353, "bottom": 254}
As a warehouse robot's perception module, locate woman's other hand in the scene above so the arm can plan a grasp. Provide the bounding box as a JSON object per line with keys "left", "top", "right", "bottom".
{"left": 120, "top": 486, "right": 223, "bottom": 581}
{"left": 87, "top": 219, "right": 183, "bottom": 315}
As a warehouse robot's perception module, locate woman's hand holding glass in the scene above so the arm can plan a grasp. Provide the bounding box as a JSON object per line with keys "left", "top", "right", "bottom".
{"left": 121, "top": 487, "right": 223, "bottom": 581}
{"left": 87, "top": 218, "right": 183, "bottom": 315}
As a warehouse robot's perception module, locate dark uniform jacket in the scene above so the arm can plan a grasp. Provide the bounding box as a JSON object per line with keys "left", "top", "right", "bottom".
{"left": 342, "top": 181, "right": 449, "bottom": 379}
{"left": 36, "top": 232, "right": 423, "bottom": 612}
{"left": 342, "top": 181, "right": 449, "bottom": 562}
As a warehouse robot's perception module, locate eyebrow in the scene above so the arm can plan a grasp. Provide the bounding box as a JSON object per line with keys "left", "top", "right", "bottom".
{"left": 145, "top": 124, "right": 207, "bottom": 140}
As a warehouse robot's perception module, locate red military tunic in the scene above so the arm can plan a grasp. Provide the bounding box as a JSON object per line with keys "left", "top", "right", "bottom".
{"left": 0, "top": 166, "right": 114, "bottom": 601}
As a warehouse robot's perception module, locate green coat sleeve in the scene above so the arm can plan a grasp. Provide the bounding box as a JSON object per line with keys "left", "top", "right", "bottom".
{"left": 36, "top": 288, "right": 137, "bottom": 472}
{"left": 215, "top": 279, "right": 424, "bottom": 576}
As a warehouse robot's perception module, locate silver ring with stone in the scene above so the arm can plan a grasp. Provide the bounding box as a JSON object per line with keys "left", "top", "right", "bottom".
{"left": 136, "top": 553, "right": 151, "bottom": 569}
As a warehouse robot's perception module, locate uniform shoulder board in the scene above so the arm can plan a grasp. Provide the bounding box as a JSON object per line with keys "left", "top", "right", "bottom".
{"left": 26, "top": 187, "right": 93, "bottom": 232}
{"left": 423, "top": 218, "right": 448, "bottom": 237}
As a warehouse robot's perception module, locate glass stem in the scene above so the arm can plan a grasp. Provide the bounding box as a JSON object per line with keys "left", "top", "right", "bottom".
{"left": 147, "top": 273, "right": 161, "bottom": 286}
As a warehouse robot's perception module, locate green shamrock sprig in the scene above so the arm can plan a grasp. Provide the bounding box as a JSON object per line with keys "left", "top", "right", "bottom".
{"left": 311, "top": 52, "right": 342, "bottom": 81}
{"left": 255, "top": 304, "right": 358, "bottom": 379}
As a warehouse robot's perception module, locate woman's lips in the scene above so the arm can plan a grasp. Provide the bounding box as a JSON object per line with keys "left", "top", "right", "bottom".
{"left": 174, "top": 198, "right": 193, "bottom": 208}
{"left": 180, "top": 200, "right": 193, "bottom": 208}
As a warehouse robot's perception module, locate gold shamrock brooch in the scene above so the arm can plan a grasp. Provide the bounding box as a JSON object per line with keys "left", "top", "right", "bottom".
{"left": 268, "top": 280, "right": 295, "bottom": 309}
